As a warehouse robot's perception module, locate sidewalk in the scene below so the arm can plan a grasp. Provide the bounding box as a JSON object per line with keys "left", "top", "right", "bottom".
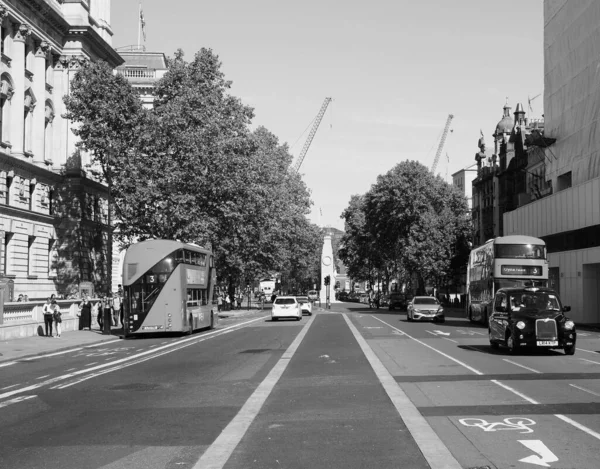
{"left": 0, "top": 326, "right": 123, "bottom": 363}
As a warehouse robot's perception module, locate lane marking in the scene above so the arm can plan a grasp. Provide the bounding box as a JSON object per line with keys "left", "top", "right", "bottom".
{"left": 370, "top": 315, "right": 600, "bottom": 443}
{"left": 66, "top": 368, "right": 77, "bottom": 372}
{"left": 0, "top": 316, "right": 270, "bottom": 400}
{"left": 193, "top": 316, "right": 315, "bottom": 469}
{"left": 503, "top": 359, "right": 542, "bottom": 374}
{"left": 569, "top": 384, "right": 600, "bottom": 397}
{"left": 83, "top": 339, "right": 121, "bottom": 348}
{"left": 344, "top": 314, "right": 462, "bottom": 469}
{"left": 444, "top": 337, "right": 458, "bottom": 343}
{"left": 579, "top": 358, "right": 600, "bottom": 365}
{"left": 36, "top": 375, "right": 50, "bottom": 380}
{"left": 371, "top": 316, "right": 484, "bottom": 375}
{"left": 0, "top": 384, "right": 20, "bottom": 390}
{"left": 0, "top": 362, "right": 16, "bottom": 368}
{"left": 578, "top": 348, "right": 600, "bottom": 354}
{"left": 0, "top": 395, "right": 36, "bottom": 409}
{"left": 86, "top": 362, "right": 98, "bottom": 367}
{"left": 425, "top": 330, "right": 438, "bottom": 337}
{"left": 518, "top": 440, "right": 558, "bottom": 467}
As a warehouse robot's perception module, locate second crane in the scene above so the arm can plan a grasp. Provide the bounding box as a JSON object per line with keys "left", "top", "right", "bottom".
{"left": 431, "top": 114, "right": 454, "bottom": 175}
{"left": 293, "top": 97, "right": 332, "bottom": 173}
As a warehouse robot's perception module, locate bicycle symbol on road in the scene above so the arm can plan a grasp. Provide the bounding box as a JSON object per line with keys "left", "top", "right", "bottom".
{"left": 459, "top": 417, "right": 536, "bottom": 434}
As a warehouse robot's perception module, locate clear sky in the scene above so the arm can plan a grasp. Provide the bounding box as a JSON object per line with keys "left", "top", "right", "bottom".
{"left": 111, "top": 0, "right": 544, "bottom": 231}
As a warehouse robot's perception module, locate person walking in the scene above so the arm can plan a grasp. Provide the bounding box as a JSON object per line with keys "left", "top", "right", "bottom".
{"left": 113, "top": 292, "right": 122, "bottom": 327}
{"left": 52, "top": 300, "right": 62, "bottom": 337}
{"left": 236, "top": 292, "right": 243, "bottom": 310}
{"left": 225, "top": 294, "right": 231, "bottom": 311}
{"left": 117, "top": 285, "right": 124, "bottom": 326}
{"left": 42, "top": 297, "right": 53, "bottom": 337}
{"left": 217, "top": 295, "right": 223, "bottom": 312}
{"left": 102, "top": 296, "right": 113, "bottom": 333}
{"left": 92, "top": 301, "right": 101, "bottom": 330}
{"left": 79, "top": 298, "right": 92, "bottom": 331}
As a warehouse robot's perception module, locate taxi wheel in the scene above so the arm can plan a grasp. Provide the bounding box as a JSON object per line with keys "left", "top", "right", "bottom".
{"left": 564, "top": 345, "right": 576, "bottom": 355}
{"left": 507, "top": 334, "right": 518, "bottom": 354}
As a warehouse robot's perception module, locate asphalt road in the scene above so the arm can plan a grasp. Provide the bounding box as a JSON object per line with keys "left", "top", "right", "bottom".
{"left": 1, "top": 303, "right": 600, "bottom": 469}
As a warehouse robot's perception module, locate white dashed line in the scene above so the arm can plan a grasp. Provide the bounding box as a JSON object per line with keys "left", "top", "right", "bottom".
{"left": 580, "top": 358, "right": 600, "bottom": 365}
{"left": 0, "top": 384, "right": 20, "bottom": 390}
{"left": 0, "top": 395, "right": 36, "bottom": 409}
{"left": 0, "top": 362, "right": 16, "bottom": 368}
{"left": 86, "top": 362, "right": 98, "bottom": 367}
{"left": 36, "top": 375, "right": 50, "bottom": 380}
{"left": 569, "top": 384, "right": 600, "bottom": 397}
{"left": 503, "top": 359, "right": 542, "bottom": 374}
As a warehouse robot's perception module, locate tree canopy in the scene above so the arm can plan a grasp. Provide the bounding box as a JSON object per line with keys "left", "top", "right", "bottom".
{"left": 339, "top": 160, "right": 471, "bottom": 294}
{"left": 64, "top": 49, "right": 323, "bottom": 292}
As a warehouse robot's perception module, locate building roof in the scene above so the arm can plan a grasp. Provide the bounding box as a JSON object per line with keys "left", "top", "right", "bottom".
{"left": 117, "top": 52, "right": 167, "bottom": 70}
{"left": 495, "top": 104, "right": 514, "bottom": 135}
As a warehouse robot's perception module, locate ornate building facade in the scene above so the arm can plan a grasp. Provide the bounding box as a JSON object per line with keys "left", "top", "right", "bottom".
{"left": 0, "top": 0, "right": 123, "bottom": 301}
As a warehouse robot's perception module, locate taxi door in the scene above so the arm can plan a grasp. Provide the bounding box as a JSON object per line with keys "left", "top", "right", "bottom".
{"left": 489, "top": 291, "right": 508, "bottom": 341}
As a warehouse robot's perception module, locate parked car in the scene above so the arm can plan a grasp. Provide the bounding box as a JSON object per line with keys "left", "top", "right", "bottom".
{"left": 337, "top": 291, "right": 349, "bottom": 301}
{"left": 407, "top": 296, "right": 445, "bottom": 322}
{"left": 307, "top": 290, "right": 318, "bottom": 302}
{"left": 296, "top": 296, "right": 313, "bottom": 316}
{"left": 388, "top": 292, "right": 408, "bottom": 311}
{"left": 271, "top": 296, "right": 302, "bottom": 321}
{"left": 488, "top": 287, "right": 576, "bottom": 355}
{"left": 359, "top": 293, "right": 369, "bottom": 304}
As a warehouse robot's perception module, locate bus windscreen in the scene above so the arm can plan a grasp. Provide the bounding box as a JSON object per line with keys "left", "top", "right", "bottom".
{"left": 494, "top": 244, "right": 545, "bottom": 259}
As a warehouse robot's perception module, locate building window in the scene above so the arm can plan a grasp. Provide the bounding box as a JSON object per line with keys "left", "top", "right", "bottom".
{"left": 48, "top": 238, "right": 57, "bottom": 277}
{"left": 5, "top": 171, "right": 13, "bottom": 205}
{"left": 557, "top": 171, "right": 572, "bottom": 192}
{"left": 3, "top": 231, "right": 13, "bottom": 275}
{"left": 27, "top": 235, "right": 36, "bottom": 276}
{"left": 29, "top": 179, "right": 36, "bottom": 211}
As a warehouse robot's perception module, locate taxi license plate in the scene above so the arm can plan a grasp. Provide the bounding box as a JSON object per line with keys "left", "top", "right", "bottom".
{"left": 537, "top": 340, "right": 558, "bottom": 346}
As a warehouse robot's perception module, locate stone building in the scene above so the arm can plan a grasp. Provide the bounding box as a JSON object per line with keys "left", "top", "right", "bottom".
{"left": 0, "top": 0, "right": 123, "bottom": 300}
{"left": 504, "top": 1, "right": 600, "bottom": 324}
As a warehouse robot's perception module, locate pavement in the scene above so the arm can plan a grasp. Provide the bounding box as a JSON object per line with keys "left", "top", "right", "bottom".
{"left": 1, "top": 304, "right": 597, "bottom": 364}
{"left": 0, "top": 307, "right": 267, "bottom": 364}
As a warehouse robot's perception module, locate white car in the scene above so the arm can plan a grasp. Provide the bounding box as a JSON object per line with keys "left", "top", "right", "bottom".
{"left": 271, "top": 296, "right": 302, "bottom": 321}
{"left": 296, "top": 296, "right": 312, "bottom": 316}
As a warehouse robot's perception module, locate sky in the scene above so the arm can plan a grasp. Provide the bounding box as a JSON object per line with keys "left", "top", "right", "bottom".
{"left": 111, "top": 0, "right": 544, "bottom": 231}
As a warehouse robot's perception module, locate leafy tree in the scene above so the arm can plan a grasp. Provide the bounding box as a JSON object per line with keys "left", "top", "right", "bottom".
{"left": 364, "top": 160, "right": 470, "bottom": 294}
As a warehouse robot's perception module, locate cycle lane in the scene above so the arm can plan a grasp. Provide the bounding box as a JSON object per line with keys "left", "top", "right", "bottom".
{"left": 359, "top": 313, "right": 600, "bottom": 468}
{"left": 216, "top": 312, "right": 457, "bottom": 469}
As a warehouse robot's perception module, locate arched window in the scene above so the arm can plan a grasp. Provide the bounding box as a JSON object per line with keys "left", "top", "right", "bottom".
{"left": 23, "top": 88, "right": 36, "bottom": 155}
{"left": 0, "top": 73, "right": 14, "bottom": 145}
{"left": 44, "top": 100, "right": 54, "bottom": 162}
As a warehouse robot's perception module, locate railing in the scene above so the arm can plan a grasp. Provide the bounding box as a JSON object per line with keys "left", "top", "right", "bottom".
{"left": 2, "top": 299, "right": 92, "bottom": 323}
{"left": 117, "top": 68, "right": 157, "bottom": 79}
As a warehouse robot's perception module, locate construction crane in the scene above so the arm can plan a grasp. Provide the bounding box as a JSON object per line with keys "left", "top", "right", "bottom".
{"left": 430, "top": 114, "right": 454, "bottom": 174}
{"left": 293, "top": 97, "right": 332, "bottom": 173}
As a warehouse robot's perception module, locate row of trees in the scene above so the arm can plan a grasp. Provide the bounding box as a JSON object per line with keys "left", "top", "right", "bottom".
{"left": 63, "top": 48, "right": 323, "bottom": 294}
{"left": 338, "top": 161, "right": 471, "bottom": 296}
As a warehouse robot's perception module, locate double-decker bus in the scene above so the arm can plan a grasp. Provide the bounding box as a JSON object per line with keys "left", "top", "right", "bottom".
{"left": 122, "top": 239, "right": 217, "bottom": 337}
{"left": 466, "top": 235, "right": 548, "bottom": 325}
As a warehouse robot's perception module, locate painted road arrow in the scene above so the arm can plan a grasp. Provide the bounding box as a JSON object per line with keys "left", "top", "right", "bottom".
{"left": 518, "top": 440, "right": 558, "bottom": 467}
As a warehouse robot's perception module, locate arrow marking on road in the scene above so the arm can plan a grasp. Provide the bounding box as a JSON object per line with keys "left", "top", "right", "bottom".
{"left": 518, "top": 440, "right": 558, "bottom": 467}
{"left": 432, "top": 330, "right": 450, "bottom": 336}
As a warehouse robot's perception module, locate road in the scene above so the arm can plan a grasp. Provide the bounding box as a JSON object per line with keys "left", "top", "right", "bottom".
{"left": 1, "top": 302, "right": 600, "bottom": 468}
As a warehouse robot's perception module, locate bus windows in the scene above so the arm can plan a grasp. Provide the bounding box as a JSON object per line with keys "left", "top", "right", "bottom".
{"left": 187, "top": 288, "right": 207, "bottom": 306}
{"left": 495, "top": 244, "right": 546, "bottom": 259}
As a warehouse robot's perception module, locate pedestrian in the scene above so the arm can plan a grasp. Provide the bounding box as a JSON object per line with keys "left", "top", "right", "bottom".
{"left": 217, "top": 295, "right": 223, "bottom": 312}
{"left": 236, "top": 292, "right": 243, "bottom": 310}
{"left": 117, "top": 285, "right": 124, "bottom": 325}
{"left": 93, "top": 301, "right": 102, "bottom": 330}
{"left": 102, "top": 296, "right": 113, "bottom": 331}
{"left": 52, "top": 300, "right": 62, "bottom": 337}
{"left": 225, "top": 294, "right": 231, "bottom": 311}
{"left": 113, "top": 292, "right": 122, "bottom": 327}
{"left": 79, "top": 298, "right": 92, "bottom": 331}
{"left": 271, "top": 293, "right": 277, "bottom": 303}
{"left": 42, "top": 297, "right": 53, "bottom": 337}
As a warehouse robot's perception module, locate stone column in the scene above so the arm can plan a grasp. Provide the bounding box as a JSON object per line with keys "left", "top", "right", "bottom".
{"left": 52, "top": 55, "right": 69, "bottom": 168}
{"left": 32, "top": 41, "right": 49, "bottom": 164}
{"left": 0, "top": 6, "right": 8, "bottom": 55}
{"left": 10, "top": 23, "right": 31, "bottom": 156}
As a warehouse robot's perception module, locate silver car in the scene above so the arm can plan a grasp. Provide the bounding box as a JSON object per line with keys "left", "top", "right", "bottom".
{"left": 407, "top": 296, "right": 445, "bottom": 323}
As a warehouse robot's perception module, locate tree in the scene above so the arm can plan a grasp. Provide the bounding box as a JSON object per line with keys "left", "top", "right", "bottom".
{"left": 364, "top": 160, "right": 470, "bottom": 294}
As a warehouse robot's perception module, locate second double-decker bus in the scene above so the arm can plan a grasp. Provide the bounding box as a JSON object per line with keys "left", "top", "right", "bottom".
{"left": 122, "top": 239, "right": 217, "bottom": 337}
{"left": 466, "top": 235, "right": 548, "bottom": 325}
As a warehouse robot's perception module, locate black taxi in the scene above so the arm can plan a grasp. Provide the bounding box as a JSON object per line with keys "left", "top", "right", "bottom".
{"left": 488, "top": 287, "right": 576, "bottom": 355}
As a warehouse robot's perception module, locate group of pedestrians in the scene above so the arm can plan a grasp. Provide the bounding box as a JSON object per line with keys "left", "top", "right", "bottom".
{"left": 42, "top": 296, "right": 62, "bottom": 338}
{"left": 216, "top": 292, "right": 245, "bottom": 312}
